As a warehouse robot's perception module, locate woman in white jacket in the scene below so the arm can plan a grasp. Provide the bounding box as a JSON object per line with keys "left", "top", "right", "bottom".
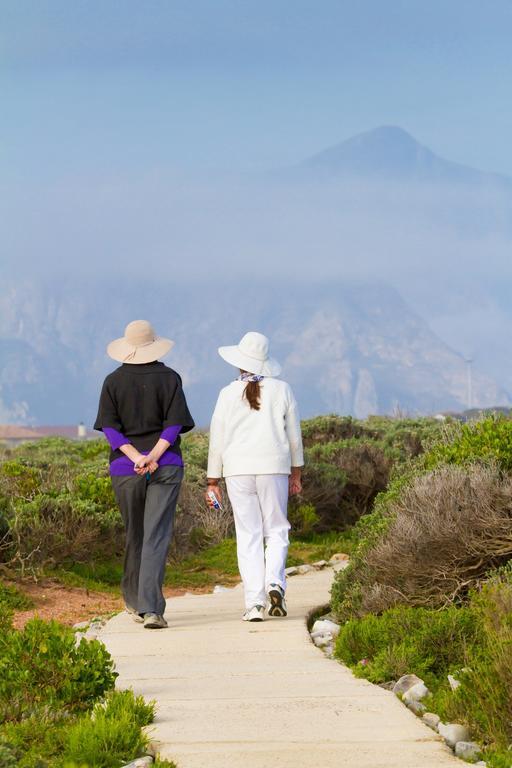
{"left": 206, "top": 332, "right": 304, "bottom": 622}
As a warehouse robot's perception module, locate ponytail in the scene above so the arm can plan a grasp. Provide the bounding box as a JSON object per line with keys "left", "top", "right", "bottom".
{"left": 243, "top": 380, "right": 261, "bottom": 410}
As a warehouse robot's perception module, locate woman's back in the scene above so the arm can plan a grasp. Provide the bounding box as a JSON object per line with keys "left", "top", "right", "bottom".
{"left": 207, "top": 377, "right": 303, "bottom": 477}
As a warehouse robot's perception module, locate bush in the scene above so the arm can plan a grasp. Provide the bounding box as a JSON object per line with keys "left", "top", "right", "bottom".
{"left": 6, "top": 494, "right": 122, "bottom": 572}
{"left": 331, "top": 421, "right": 512, "bottom": 621}
{"left": 0, "top": 609, "right": 161, "bottom": 768}
{"left": 336, "top": 604, "right": 478, "bottom": 688}
{"left": 0, "top": 438, "right": 123, "bottom": 573}
{"left": 0, "top": 618, "right": 117, "bottom": 722}
{"left": 333, "top": 464, "right": 512, "bottom": 619}
{"left": 0, "top": 713, "right": 69, "bottom": 767}
{"left": 63, "top": 690, "right": 154, "bottom": 768}
{"left": 433, "top": 566, "right": 512, "bottom": 751}
{"left": 0, "top": 417, "right": 443, "bottom": 572}
{"left": 296, "top": 415, "right": 442, "bottom": 533}
{"left": 0, "top": 581, "right": 32, "bottom": 635}
{"left": 330, "top": 470, "right": 416, "bottom": 619}
{"left": 1, "top": 690, "right": 155, "bottom": 768}
{"left": 301, "top": 415, "right": 441, "bottom": 460}
{"left": 301, "top": 439, "right": 391, "bottom": 529}
{"left": 335, "top": 567, "right": 512, "bottom": 761}
{"left": 0, "top": 743, "right": 17, "bottom": 767}
{"left": 329, "top": 417, "right": 512, "bottom": 762}
{"left": 288, "top": 503, "right": 320, "bottom": 537}
{"left": 0, "top": 580, "right": 33, "bottom": 611}
{"left": 425, "top": 416, "right": 512, "bottom": 472}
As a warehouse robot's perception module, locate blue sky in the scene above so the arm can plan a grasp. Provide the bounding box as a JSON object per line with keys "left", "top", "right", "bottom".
{"left": 2, "top": 1, "right": 512, "bottom": 401}
{"left": 2, "top": 0, "right": 512, "bottom": 178}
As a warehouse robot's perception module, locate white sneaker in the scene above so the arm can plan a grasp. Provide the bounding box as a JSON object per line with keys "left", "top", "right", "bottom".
{"left": 243, "top": 605, "right": 265, "bottom": 622}
{"left": 267, "top": 584, "right": 287, "bottom": 617}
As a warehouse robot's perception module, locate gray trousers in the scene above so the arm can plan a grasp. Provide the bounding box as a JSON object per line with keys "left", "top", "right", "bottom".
{"left": 111, "top": 465, "right": 183, "bottom": 616}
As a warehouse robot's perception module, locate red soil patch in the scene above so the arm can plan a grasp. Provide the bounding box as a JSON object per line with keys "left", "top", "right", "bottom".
{"left": 12, "top": 580, "right": 211, "bottom": 629}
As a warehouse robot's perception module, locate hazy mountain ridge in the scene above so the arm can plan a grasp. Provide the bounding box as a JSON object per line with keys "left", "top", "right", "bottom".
{"left": 300, "top": 126, "right": 512, "bottom": 187}
{"left": 2, "top": 126, "right": 512, "bottom": 425}
{"left": 0, "top": 278, "right": 508, "bottom": 427}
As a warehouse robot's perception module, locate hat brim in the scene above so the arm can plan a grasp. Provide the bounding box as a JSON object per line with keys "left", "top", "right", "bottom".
{"left": 218, "top": 345, "right": 281, "bottom": 377}
{"left": 107, "top": 336, "right": 175, "bottom": 364}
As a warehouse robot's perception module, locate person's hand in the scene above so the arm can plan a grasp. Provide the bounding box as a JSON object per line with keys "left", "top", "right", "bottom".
{"left": 205, "top": 484, "right": 222, "bottom": 507}
{"left": 289, "top": 467, "right": 302, "bottom": 496}
{"left": 146, "top": 460, "right": 159, "bottom": 474}
{"left": 134, "top": 454, "right": 151, "bottom": 475}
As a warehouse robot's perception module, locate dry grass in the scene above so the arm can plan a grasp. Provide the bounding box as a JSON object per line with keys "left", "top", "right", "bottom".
{"left": 357, "top": 464, "right": 512, "bottom": 615}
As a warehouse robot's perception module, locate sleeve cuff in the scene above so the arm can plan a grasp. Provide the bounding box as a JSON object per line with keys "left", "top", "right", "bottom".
{"left": 160, "top": 425, "right": 182, "bottom": 445}
{"left": 207, "top": 460, "right": 223, "bottom": 478}
{"left": 103, "top": 427, "right": 130, "bottom": 451}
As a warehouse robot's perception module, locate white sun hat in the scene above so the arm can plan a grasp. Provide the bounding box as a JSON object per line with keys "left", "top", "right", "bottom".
{"left": 218, "top": 331, "right": 281, "bottom": 377}
{"left": 107, "top": 320, "right": 175, "bottom": 364}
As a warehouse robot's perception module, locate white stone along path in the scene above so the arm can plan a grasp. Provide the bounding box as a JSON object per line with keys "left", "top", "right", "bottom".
{"left": 99, "top": 567, "right": 460, "bottom": 768}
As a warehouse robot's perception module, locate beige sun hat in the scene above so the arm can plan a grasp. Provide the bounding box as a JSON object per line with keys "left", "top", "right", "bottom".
{"left": 218, "top": 331, "right": 281, "bottom": 377}
{"left": 107, "top": 320, "right": 174, "bottom": 364}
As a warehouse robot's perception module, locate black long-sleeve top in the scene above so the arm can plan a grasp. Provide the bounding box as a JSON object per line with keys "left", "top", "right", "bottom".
{"left": 94, "top": 362, "right": 195, "bottom": 463}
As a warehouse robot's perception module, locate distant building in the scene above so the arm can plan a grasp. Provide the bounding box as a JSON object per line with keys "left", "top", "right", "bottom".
{"left": 0, "top": 425, "right": 46, "bottom": 447}
{"left": 0, "top": 424, "right": 96, "bottom": 448}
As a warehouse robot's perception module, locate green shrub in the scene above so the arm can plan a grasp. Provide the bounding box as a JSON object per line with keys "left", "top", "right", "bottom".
{"left": 0, "top": 743, "right": 17, "bottom": 767}
{"left": 5, "top": 493, "right": 122, "bottom": 571}
{"left": 484, "top": 752, "right": 512, "bottom": 768}
{"left": 291, "top": 415, "right": 442, "bottom": 533}
{"left": 424, "top": 416, "right": 512, "bottom": 471}
{"left": 72, "top": 471, "right": 117, "bottom": 508}
{"left": 297, "top": 439, "right": 391, "bottom": 530}
{"left": 0, "top": 459, "right": 41, "bottom": 499}
{"left": 0, "top": 417, "right": 443, "bottom": 574}
{"left": 334, "top": 566, "right": 512, "bottom": 760}
{"left": 92, "top": 688, "right": 155, "bottom": 728}
{"left": 335, "top": 604, "right": 477, "bottom": 688}
{"left": 0, "top": 618, "right": 117, "bottom": 722}
{"left": 301, "top": 415, "right": 367, "bottom": 445}
{"left": 63, "top": 690, "right": 154, "bottom": 768}
{"left": 0, "top": 438, "right": 124, "bottom": 572}
{"left": 0, "top": 580, "right": 33, "bottom": 611}
{"left": 0, "top": 581, "right": 31, "bottom": 636}
{"left": 0, "top": 691, "right": 155, "bottom": 768}
{"left": 432, "top": 567, "right": 512, "bottom": 750}
{"left": 365, "top": 415, "right": 443, "bottom": 462}
{"left": 301, "top": 415, "right": 442, "bottom": 461}
{"left": 0, "top": 713, "right": 70, "bottom": 767}
{"left": 288, "top": 503, "right": 320, "bottom": 536}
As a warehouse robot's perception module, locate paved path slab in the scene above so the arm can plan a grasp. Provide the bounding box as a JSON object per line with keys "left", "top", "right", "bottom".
{"left": 99, "top": 568, "right": 459, "bottom": 768}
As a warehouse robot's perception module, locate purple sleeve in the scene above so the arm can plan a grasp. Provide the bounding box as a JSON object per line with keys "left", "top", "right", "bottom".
{"left": 103, "top": 427, "right": 131, "bottom": 451}
{"left": 160, "top": 425, "right": 182, "bottom": 445}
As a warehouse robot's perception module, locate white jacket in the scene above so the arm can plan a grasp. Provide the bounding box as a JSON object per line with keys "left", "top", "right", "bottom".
{"left": 207, "top": 378, "right": 304, "bottom": 478}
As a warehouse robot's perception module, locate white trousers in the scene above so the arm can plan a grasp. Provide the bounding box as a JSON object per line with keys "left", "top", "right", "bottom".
{"left": 226, "top": 474, "right": 291, "bottom": 610}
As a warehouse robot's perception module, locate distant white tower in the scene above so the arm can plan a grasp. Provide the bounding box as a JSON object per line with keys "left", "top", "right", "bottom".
{"left": 77, "top": 422, "right": 87, "bottom": 439}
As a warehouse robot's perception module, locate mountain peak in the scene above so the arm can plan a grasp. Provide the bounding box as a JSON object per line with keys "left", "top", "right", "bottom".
{"left": 346, "top": 125, "right": 420, "bottom": 145}
{"left": 300, "top": 125, "right": 509, "bottom": 186}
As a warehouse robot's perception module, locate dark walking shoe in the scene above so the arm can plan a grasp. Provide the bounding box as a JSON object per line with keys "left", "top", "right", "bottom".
{"left": 267, "top": 584, "right": 287, "bottom": 617}
{"left": 143, "top": 613, "right": 168, "bottom": 629}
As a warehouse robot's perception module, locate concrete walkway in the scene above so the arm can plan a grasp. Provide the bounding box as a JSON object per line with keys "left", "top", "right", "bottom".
{"left": 100, "top": 567, "right": 459, "bottom": 768}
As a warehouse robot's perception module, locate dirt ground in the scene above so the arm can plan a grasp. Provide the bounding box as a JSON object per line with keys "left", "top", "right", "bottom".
{"left": 12, "top": 580, "right": 211, "bottom": 629}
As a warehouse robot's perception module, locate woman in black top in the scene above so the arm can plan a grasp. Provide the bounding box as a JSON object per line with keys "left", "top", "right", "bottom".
{"left": 95, "top": 320, "right": 194, "bottom": 629}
